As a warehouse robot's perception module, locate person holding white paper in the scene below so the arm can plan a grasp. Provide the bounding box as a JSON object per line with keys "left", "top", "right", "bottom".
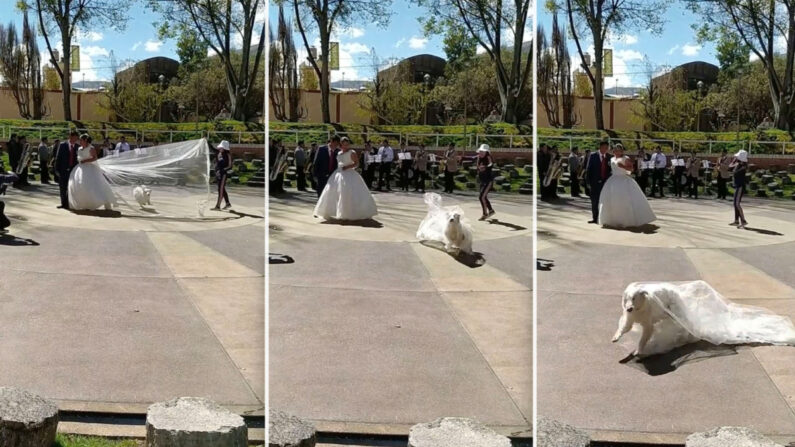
{"left": 398, "top": 143, "right": 413, "bottom": 191}
{"left": 649, "top": 146, "right": 666, "bottom": 198}
{"left": 686, "top": 151, "right": 701, "bottom": 199}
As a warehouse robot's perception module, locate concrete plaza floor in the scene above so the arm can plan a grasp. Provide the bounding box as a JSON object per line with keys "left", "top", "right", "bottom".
{"left": 537, "top": 195, "right": 795, "bottom": 444}
{"left": 269, "top": 189, "right": 532, "bottom": 437}
{"left": 0, "top": 183, "right": 264, "bottom": 415}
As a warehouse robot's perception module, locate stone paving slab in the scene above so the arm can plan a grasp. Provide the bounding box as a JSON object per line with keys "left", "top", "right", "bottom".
{"left": 0, "top": 271, "right": 260, "bottom": 406}
{"left": 537, "top": 291, "right": 795, "bottom": 437}
{"left": 184, "top": 225, "right": 265, "bottom": 274}
{"left": 269, "top": 284, "right": 527, "bottom": 427}
{"left": 537, "top": 199, "right": 795, "bottom": 441}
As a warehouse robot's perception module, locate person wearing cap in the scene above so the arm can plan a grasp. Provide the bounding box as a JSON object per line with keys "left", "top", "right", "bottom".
{"left": 730, "top": 149, "right": 749, "bottom": 228}
{"left": 476, "top": 144, "right": 495, "bottom": 220}
{"left": 213, "top": 140, "right": 232, "bottom": 210}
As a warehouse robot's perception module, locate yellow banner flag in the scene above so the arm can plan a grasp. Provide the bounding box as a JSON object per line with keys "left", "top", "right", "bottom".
{"left": 71, "top": 45, "right": 80, "bottom": 72}
{"left": 603, "top": 49, "right": 613, "bottom": 77}
{"left": 329, "top": 42, "right": 339, "bottom": 71}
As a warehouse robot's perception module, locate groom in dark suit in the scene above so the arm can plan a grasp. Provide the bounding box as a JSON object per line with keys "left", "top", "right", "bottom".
{"left": 586, "top": 141, "right": 613, "bottom": 224}
{"left": 55, "top": 131, "right": 79, "bottom": 209}
{"left": 312, "top": 135, "right": 340, "bottom": 197}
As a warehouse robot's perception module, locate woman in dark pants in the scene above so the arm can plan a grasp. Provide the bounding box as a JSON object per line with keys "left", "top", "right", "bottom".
{"left": 212, "top": 140, "right": 232, "bottom": 210}
{"left": 476, "top": 144, "right": 495, "bottom": 220}
{"left": 729, "top": 149, "right": 748, "bottom": 229}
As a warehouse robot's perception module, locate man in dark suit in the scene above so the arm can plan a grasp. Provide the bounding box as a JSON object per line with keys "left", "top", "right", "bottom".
{"left": 312, "top": 135, "right": 340, "bottom": 197}
{"left": 55, "top": 131, "right": 79, "bottom": 209}
{"left": 586, "top": 141, "right": 613, "bottom": 224}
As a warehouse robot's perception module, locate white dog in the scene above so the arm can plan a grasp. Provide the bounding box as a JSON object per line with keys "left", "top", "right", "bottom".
{"left": 611, "top": 283, "right": 696, "bottom": 357}
{"left": 444, "top": 213, "right": 473, "bottom": 254}
{"left": 133, "top": 185, "right": 152, "bottom": 208}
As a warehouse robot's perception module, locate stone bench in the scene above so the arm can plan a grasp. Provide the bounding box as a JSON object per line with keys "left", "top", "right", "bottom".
{"left": 686, "top": 427, "right": 783, "bottom": 447}
{"left": 268, "top": 409, "right": 316, "bottom": 447}
{"left": 145, "top": 397, "right": 247, "bottom": 447}
{"left": 0, "top": 387, "right": 59, "bottom": 447}
{"left": 536, "top": 417, "right": 590, "bottom": 447}
{"left": 408, "top": 417, "right": 510, "bottom": 447}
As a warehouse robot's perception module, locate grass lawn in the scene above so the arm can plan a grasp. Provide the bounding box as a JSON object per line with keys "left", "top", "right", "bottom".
{"left": 55, "top": 434, "right": 141, "bottom": 447}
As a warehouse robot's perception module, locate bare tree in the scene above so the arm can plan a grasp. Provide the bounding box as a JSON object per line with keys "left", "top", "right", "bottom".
{"left": 548, "top": 0, "right": 666, "bottom": 129}
{"left": 148, "top": 0, "right": 265, "bottom": 121}
{"left": 415, "top": 0, "right": 532, "bottom": 123}
{"left": 687, "top": 0, "right": 795, "bottom": 130}
{"left": 0, "top": 13, "right": 47, "bottom": 120}
{"left": 537, "top": 14, "right": 578, "bottom": 128}
{"left": 269, "top": 5, "right": 305, "bottom": 121}
{"left": 19, "top": 0, "right": 130, "bottom": 121}
{"left": 286, "top": 0, "right": 392, "bottom": 124}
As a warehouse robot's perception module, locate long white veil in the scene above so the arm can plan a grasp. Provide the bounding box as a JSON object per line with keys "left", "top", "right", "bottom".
{"left": 626, "top": 281, "right": 795, "bottom": 355}
{"left": 97, "top": 138, "right": 212, "bottom": 216}
{"left": 416, "top": 192, "right": 473, "bottom": 244}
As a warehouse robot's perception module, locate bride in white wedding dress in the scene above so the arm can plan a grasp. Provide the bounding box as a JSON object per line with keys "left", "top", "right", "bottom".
{"left": 314, "top": 137, "right": 378, "bottom": 220}
{"left": 68, "top": 134, "right": 117, "bottom": 211}
{"left": 599, "top": 144, "right": 656, "bottom": 228}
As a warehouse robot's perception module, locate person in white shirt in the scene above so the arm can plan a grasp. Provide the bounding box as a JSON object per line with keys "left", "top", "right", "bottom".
{"left": 649, "top": 146, "right": 667, "bottom": 198}
{"left": 115, "top": 136, "right": 131, "bottom": 153}
{"left": 376, "top": 139, "right": 394, "bottom": 191}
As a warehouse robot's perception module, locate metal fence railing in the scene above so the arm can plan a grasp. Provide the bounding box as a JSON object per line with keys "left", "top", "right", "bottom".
{"left": 267, "top": 128, "right": 533, "bottom": 151}
{"left": 1, "top": 126, "right": 265, "bottom": 145}
{"left": 538, "top": 134, "right": 795, "bottom": 156}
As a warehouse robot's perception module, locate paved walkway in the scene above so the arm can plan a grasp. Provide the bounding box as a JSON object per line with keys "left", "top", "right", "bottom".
{"left": 0, "top": 184, "right": 264, "bottom": 414}
{"left": 537, "top": 196, "right": 795, "bottom": 444}
{"left": 269, "top": 190, "right": 532, "bottom": 436}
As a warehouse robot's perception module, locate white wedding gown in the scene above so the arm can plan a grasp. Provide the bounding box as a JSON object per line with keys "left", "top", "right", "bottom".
{"left": 599, "top": 156, "right": 656, "bottom": 227}
{"left": 68, "top": 145, "right": 118, "bottom": 210}
{"left": 314, "top": 150, "right": 377, "bottom": 220}
{"left": 625, "top": 281, "right": 795, "bottom": 356}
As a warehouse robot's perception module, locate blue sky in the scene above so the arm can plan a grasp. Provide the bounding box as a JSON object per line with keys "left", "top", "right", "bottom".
{"left": 538, "top": 4, "right": 719, "bottom": 88}
{"left": 268, "top": 1, "right": 448, "bottom": 82}
{"left": 0, "top": 2, "right": 180, "bottom": 82}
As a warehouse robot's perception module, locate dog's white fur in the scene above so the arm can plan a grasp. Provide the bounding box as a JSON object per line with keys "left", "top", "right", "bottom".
{"left": 444, "top": 213, "right": 472, "bottom": 254}
{"left": 611, "top": 283, "right": 676, "bottom": 356}
{"left": 133, "top": 185, "right": 152, "bottom": 208}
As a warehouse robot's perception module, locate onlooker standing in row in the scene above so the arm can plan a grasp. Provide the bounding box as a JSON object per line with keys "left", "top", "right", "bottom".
{"left": 686, "top": 151, "right": 700, "bottom": 199}
{"left": 649, "top": 146, "right": 666, "bottom": 198}
{"left": 582, "top": 149, "right": 591, "bottom": 197}
{"left": 413, "top": 144, "right": 429, "bottom": 193}
{"left": 38, "top": 137, "right": 51, "bottom": 184}
{"left": 671, "top": 149, "right": 686, "bottom": 198}
{"left": 294, "top": 140, "right": 307, "bottom": 192}
{"left": 716, "top": 149, "right": 731, "bottom": 200}
{"left": 398, "top": 142, "right": 412, "bottom": 191}
{"left": 115, "top": 136, "right": 131, "bottom": 153}
{"left": 377, "top": 139, "right": 394, "bottom": 191}
{"left": 308, "top": 142, "right": 318, "bottom": 191}
{"left": 443, "top": 143, "right": 459, "bottom": 194}
{"left": 634, "top": 148, "right": 651, "bottom": 195}
{"left": 568, "top": 147, "right": 581, "bottom": 197}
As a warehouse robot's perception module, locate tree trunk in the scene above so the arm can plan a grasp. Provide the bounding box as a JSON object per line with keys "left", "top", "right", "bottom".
{"left": 592, "top": 36, "right": 604, "bottom": 130}
{"left": 319, "top": 30, "right": 331, "bottom": 123}
{"left": 61, "top": 34, "right": 72, "bottom": 121}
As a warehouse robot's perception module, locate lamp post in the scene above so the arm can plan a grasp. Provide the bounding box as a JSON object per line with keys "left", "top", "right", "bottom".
{"left": 158, "top": 74, "right": 166, "bottom": 123}
{"left": 423, "top": 73, "right": 431, "bottom": 125}
{"left": 696, "top": 80, "right": 704, "bottom": 132}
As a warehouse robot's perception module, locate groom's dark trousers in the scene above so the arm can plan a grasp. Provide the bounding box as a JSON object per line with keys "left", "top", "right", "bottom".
{"left": 586, "top": 151, "right": 612, "bottom": 222}
{"left": 54, "top": 141, "right": 77, "bottom": 209}
{"left": 312, "top": 145, "right": 338, "bottom": 197}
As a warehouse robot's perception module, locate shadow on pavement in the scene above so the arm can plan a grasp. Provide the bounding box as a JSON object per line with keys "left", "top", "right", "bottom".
{"left": 419, "top": 240, "right": 486, "bottom": 268}
{"left": 603, "top": 223, "right": 660, "bottom": 234}
{"left": 320, "top": 218, "right": 383, "bottom": 228}
{"left": 743, "top": 226, "right": 784, "bottom": 236}
{"left": 0, "top": 232, "right": 39, "bottom": 246}
{"left": 537, "top": 258, "right": 554, "bottom": 271}
{"left": 487, "top": 218, "right": 527, "bottom": 231}
{"left": 620, "top": 341, "right": 740, "bottom": 376}
{"left": 269, "top": 253, "right": 295, "bottom": 264}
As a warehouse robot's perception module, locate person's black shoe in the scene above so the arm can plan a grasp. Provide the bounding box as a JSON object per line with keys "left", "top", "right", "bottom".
{"left": 588, "top": 220, "right": 597, "bottom": 224}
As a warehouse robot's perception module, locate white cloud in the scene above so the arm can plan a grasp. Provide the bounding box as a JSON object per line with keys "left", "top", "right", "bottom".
{"left": 621, "top": 34, "right": 638, "bottom": 45}
{"left": 145, "top": 40, "right": 163, "bottom": 52}
{"left": 75, "top": 45, "right": 110, "bottom": 82}
{"left": 131, "top": 41, "right": 142, "bottom": 51}
{"left": 607, "top": 32, "right": 638, "bottom": 46}
{"left": 682, "top": 43, "right": 701, "bottom": 56}
{"left": 394, "top": 38, "right": 406, "bottom": 48}
{"left": 614, "top": 49, "right": 643, "bottom": 61}
{"left": 667, "top": 45, "right": 680, "bottom": 55}
{"left": 588, "top": 44, "right": 646, "bottom": 88}
{"left": 341, "top": 42, "right": 369, "bottom": 54}
{"left": 77, "top": 30, "right": 103, "bottom": 42}
{"left": 408, "top": 36, "right": 427, "bottom": 49}
{"left": 343, "top": 27, "right": 365, "bottom": 38}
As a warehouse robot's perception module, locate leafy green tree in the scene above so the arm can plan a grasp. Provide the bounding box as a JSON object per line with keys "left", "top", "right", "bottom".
{"left": 686, "top": 0, "right": 795, "bottom": 130}
{"left": 416, "top": 0, "right": 532, "bottom": 124}
{"left": 175, "top": 29, "right": 209, "bottom": 75}
{"left": 148, "top": 0, "right": 265, "bottom": 122}
{"left": 438, "top": 24, "right": 478, "bottom": 74}
{"left": 547, "top": 0, "right": 667, "bottom": 129}
{"left": 18, "top": 0, "right": 131, "bottom": 121}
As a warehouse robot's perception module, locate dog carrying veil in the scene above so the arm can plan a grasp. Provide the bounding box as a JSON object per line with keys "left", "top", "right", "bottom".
{"left": 628, "top": 281, "right": 795, "bottom": 355}
{"left": 416, "top": 192, "right": 473, "bottom": 245}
